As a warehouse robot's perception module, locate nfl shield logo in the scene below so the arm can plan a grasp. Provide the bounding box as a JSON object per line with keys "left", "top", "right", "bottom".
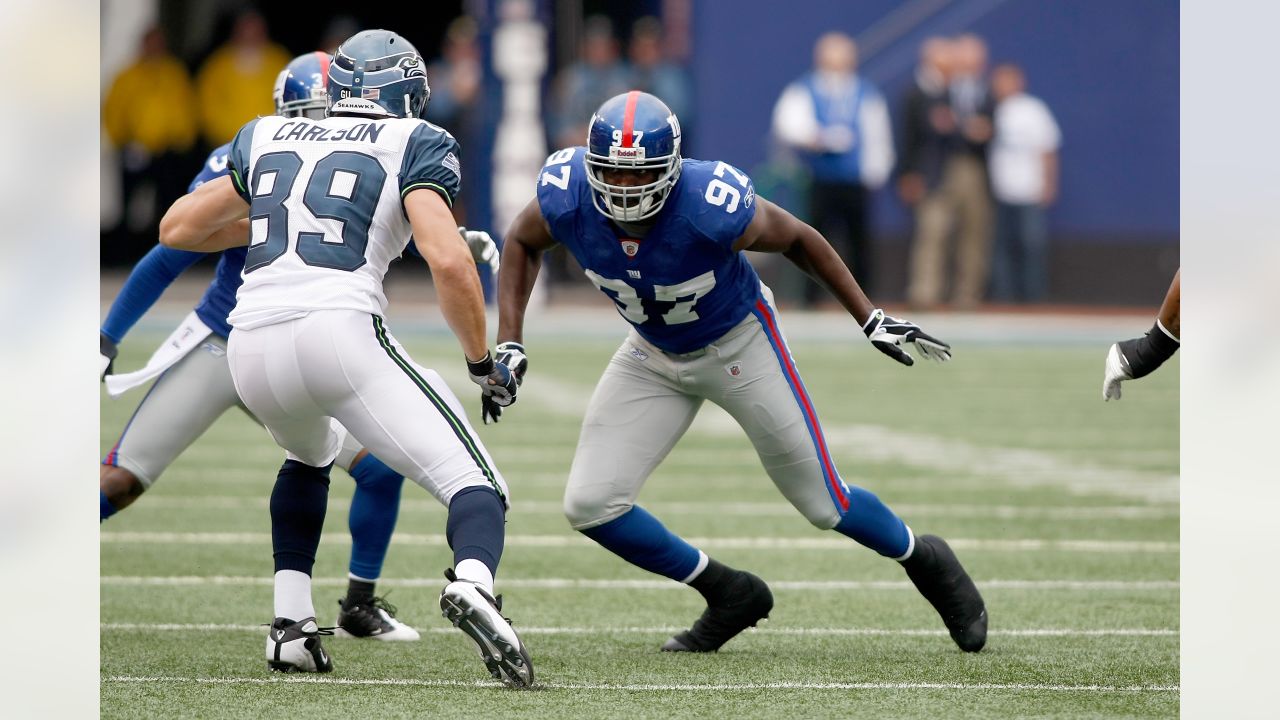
{"left": 725, "top": 362, "right": 743, "bottom": 377}
{"left": 619, "top": 239, "right": 641, "bottom": 257}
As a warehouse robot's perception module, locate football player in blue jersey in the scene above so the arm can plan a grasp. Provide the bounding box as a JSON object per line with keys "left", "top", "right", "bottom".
{"left": 496, "top": 91, "right": 987, "bottom": 654}
{"left": 99, "top": 52, "right": 499, "bottom": 643}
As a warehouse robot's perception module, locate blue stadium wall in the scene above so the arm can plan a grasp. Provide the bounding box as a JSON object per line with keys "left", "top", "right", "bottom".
{"left": 689, "top": 0, "right": 1179, "bottom": 304}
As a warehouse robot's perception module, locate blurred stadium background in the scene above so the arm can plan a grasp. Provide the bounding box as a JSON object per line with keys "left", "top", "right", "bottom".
{"left": 99, "top": 1, "right": 1180, "bottom": 717}
{"left": 100, "top": 0, "right": 1177, "bottom": 307}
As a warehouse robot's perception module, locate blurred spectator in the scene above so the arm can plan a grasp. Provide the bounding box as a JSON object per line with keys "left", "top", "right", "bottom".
{"left": 772, "top": 31, "right": 894, "bottom": 301}
{"left": 902, "top": 34, "right": 994, "bottom": 310}
{"left": 550, "top": 15, "right": 630, "bottom": 150}
{"left": 986, "top": 63, "right": 1061, "bottom": 303}
{"left": 898, "top": 37, "right": 955, "bottom": 303}
{"left": 195, "top": 9, "right": 290, "bottom": 148}
{"left": 319, "top": 15, "right": 359, "bottom": 54}
{"left": 427, "top": 17, "right": 483, "bottom": 132}
{"left": 101, "top": 26, "right": 198, "bottom": 257}
{"left": 627, "top": 17, "right": 692, "bottom": 136}
{"left": 427, "top": 16, "right": 484, "bottom": 224}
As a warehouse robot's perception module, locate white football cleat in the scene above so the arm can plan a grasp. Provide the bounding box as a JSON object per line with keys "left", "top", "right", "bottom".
{"left": 265, "top": 617, "right": 334, "bottom": 673}
{"left": 439, "top": 573, "right": 533, "bottom": 689}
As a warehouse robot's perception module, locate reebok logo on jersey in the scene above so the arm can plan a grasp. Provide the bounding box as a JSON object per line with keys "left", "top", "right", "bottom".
{"left": 443, "top": 152, "right": 461, "bottom": 180}
{"left": 629, "top": 346, "right": 649, "bottom": 361}
{"left": 202, "top": 342, "right": 226, "bottom": 358}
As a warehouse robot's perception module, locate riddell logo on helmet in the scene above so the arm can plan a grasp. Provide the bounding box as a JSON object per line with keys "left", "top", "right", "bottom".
{"left": 610, "top": 146, "right": 646, "bottom": 160}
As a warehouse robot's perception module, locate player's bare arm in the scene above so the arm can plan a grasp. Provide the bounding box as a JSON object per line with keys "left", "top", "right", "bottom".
{"left": 496, "top": 197, "right": 559, "bottom": 346}
{"left": 734, "top": 197, "right": 951, "bottom": 366}
{"left": 733, "top": 196, "right": 876, "bottom": 324}
{"left": 404, "top": 187, "right": 489, "bottom": 363}
{"left": 158, "top": 175, "right": 250, "bottom": 252}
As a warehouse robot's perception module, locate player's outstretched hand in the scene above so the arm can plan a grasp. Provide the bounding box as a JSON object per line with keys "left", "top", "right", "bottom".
{"left": 861, "top": 308, "right": 952, "bottom": 367}
{"left": 1102, "top": 342, "right": 1134, "bottom": 401}
{"left": 468, "top": 352, "right": 519, "bottom": 424}
{"left": 459, "top": 226, "right": 500, "bottom": 276}
{"left": 100, "top": 334, "right": 118, "bottom": 380}
{"left": 495, "top": 342, "right": 528, "bottom": 386}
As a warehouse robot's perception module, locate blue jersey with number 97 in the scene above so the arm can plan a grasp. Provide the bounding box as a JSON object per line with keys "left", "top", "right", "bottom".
{"left": 537, "top": 147, "right": 761, "bottom": 354}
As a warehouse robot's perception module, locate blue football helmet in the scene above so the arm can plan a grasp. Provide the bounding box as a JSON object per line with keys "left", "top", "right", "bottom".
{"left": 273, "top": 52, "right": 331, "bottom": 119}
{"left": 328, "top": 29, "right": 430, "bottom": 119}
{"left": 585, "top": 91, "right": 683, "bottom": 223}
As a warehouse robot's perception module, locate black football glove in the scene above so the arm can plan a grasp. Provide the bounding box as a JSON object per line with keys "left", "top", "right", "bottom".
{"left": 467, "top": 352, "right": 518, "bottom": 424}
{"left": 861, "top": 308, "right": 952, "bottom": 366}
{"left": 100, "top": 333, "right": 118, "bottom": 380}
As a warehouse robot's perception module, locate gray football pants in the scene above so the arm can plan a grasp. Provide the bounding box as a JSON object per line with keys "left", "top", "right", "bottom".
{"left": 564, "top": 296, "right": 854, "bottom": 531}
{"left": 102, "top": 334, "right": 365, "bottom": 487}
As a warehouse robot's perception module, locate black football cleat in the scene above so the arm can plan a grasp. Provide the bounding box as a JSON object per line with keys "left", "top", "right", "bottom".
{"left": 335, "top": 595, "right": 421, "bottom": 641}
{"left": 661, "top": 569, "right": 774, "bottom": 652}
{"left": 265, "top": 617, "right": 335, "bottom": 673}
{"left": 901, "top": 534, "right": 988, "bottom": 652}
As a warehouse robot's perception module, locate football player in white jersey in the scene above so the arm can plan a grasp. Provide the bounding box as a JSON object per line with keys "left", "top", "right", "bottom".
{"left": 158, "top": 30, "right": 532, "bottom": 687}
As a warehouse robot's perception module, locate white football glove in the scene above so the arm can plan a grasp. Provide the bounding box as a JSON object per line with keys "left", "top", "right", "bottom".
{"left": 459, "top": 226, "right": 499, "bottom": 276}
{"left": 861, "top": 309, "right": 952, "bottom": 366}
{"left": 1102, "top": 342, "right": 1134, "bottom": 401}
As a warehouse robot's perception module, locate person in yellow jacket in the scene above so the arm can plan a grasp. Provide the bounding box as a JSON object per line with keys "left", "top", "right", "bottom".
{"left": 102, "top": 26, "right": 199, "bottom": 260}
{"left": 195, "top": 10, "right": 291, "bottom": 149}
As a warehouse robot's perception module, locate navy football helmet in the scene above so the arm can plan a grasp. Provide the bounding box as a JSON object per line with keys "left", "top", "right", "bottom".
{"left": 328, "top": 29, "right": 430, "bottom": 119}
{"left": 585, "top": 91, "right": 683, "bottom": 223}
{"left": 273, "top": 52, "right": 331, "bottom": 120}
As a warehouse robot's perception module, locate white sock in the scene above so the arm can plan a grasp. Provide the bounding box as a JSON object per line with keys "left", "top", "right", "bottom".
{"left": 274, "top": 570, "right": 315, "bottom": 621}
{"left": 454, "top": 559, "right": 495, "bottom": 595}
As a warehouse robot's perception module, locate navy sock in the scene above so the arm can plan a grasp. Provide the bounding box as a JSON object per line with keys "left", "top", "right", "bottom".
{"left": 271, "top": 460, "right": 332, "bottom": 574}
{"left": 833, "top": 484, "right": 911, "bottom": 558}
{"left": 445, "top": 486, "right": 506, "bottom": 577}
{"left": 100, "top": 491, "right": 118, "bottom": 522}
{"left": 347, "top": 453, "right": 405, "bottom": 580}
{"left": 580, "top": 506, "right": 703, "bottom": 582}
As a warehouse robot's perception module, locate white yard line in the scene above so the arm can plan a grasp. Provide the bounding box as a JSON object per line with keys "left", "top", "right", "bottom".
{"left": 99, "top": 531, "right": 1178, "bottom": 553}
{"left": 102, "top": 674, "right": 1179, "bottom": 693}
{"left": 100, "top": 576, "right": 1178, "bottom": 590}
{"left": 133, "top": 496, "right": 1179, "bottom": 520}
{"left": 100, "top": 622, "right": 1177, "bottom": 638}
{"left": 518, "top": 373, "right": 1178, "bottom": 503}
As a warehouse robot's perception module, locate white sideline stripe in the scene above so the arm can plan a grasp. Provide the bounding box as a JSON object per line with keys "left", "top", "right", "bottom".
{"left": 99, "top": 531, "right": 1178, "bottom": 553}
{"left": 134, "top": 496, "right": 1180, "bottom": 520}
{"left": 102, "top": 674, "right": 1179, "bottom": 693}
{"left": 100, "top": 622, "right": 1178, "bottom": 638}
{"left": 100, "top": 576, "right": 1179, "bottom": 591}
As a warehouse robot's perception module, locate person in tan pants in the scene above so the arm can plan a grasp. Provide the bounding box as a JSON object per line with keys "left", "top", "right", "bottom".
{"left": 901, "top": 35, "right": 994, "bottom": 310}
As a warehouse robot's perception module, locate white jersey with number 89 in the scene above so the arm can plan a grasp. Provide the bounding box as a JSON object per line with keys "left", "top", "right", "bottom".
{"left": 225, "top": 113, "right": 461, "bottom": 330}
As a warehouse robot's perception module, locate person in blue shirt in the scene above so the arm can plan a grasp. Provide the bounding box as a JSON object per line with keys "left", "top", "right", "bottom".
{"left": 99, "top": 52, "right": 497, "bottom": 642}
{"left": 495, "top": 91, "right": 987, "bottom": 654}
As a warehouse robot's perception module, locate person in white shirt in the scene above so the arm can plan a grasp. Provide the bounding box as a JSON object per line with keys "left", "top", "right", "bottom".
{"left": 772, "top": 32, "right": 895, "bottom": 300}
{"left": 987, "top": 63, "right": 1061, "bottom": 302}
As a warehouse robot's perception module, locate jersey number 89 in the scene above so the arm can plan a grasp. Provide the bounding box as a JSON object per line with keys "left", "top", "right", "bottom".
{"left": 244, "top": 150, "right": 387, "bottom": 273}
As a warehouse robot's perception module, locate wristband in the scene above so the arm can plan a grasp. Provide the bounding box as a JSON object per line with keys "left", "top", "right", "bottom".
{"left": 466, "top": 352, "right": 495, "bottom": 377}
{"left": 1123, "top": 321, "right": 1179, "bottom": 379}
